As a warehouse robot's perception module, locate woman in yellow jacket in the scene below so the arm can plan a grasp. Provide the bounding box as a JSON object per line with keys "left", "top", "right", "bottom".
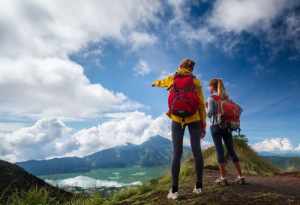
{"left": 152, "top": 59, "right": 206, "bottom": 200}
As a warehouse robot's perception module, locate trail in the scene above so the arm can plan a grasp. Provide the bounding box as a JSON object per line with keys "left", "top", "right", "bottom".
{"left": 118, "top": 168, "right": 300, "bottom": 205}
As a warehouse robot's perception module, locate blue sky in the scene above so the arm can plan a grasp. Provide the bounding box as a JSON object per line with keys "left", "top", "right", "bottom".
{"left": 0, "top": 0, "right": 299, "bottom": 161}
{"left": 70, "top": 1, "right": 300, "bottom": 142}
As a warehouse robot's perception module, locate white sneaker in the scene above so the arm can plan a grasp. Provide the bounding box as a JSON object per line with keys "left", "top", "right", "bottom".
{"left": 215, "top": 177, "right": 228, "bottom": 185}
{"left": 167, "top": 189, "right": 178, "bottom": 200}
{"left": 235, "top": 176, "right": 246, "bottom": 184}
{"left": 193, "top": 187, "right": 202, "bottom": 194}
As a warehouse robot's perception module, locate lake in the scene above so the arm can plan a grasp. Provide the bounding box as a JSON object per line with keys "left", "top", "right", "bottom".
{"left": 41, "top": 166, "right": 169, "bottom": 189}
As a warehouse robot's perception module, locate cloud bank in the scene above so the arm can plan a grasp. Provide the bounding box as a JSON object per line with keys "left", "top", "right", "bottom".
{"left": 0, "top": 112, "right": 170, "bottom": 162}
{"left": 252, "top": 137, "right": 300, "bottom": 153}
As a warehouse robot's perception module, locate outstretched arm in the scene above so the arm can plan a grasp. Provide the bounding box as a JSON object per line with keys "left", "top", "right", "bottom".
{"left": 152, "top": 75, "right": 174, "bottom": 89}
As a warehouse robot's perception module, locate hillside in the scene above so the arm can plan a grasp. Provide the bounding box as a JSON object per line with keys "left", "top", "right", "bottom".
{"left": 17, "top": 136, "right": 190, "bottom": 176}
{"left": 203, "top": 138, "right": 280, "bottom": 176}
{"left": 107, "top": 139, "right": 300, "bottom": 205}
{"left": 0, "top": 160, "right": 72, "bottom": 204}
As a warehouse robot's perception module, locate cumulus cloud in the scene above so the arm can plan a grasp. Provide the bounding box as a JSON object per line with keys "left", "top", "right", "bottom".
{"left": 0, "top": 112, "right": 170, "bottom": 162}
{"left": 0, "top": 118, "right": 72, "bottom": 162}
{"left": 252, "top": 137, "right": 300, "bottom": 153}
{"left": 0, "top": 58, "right": 141, "bottom": 119}
{"left": 0, "top": 0, "right": 161, "bottom": 120}
{"left": 64, "top": 112, "right": 170, "bottom": 157}
{"left": 133, "top": 60, "right": 151, "bottom": 76}
{"left": 209, "top": 0, "right": 288, "bottom": 32}
{"left": 0, "top": 0, "right": 161, "bottom": 58}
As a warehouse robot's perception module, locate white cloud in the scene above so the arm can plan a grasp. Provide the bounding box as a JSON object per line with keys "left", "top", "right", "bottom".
{"left": 0, "top": 57, "right": 142, "bottom": 119}
{"left": 0, "top": 0, "right": 161, "bottom": 58}
{"left": 129, "top": 32, "right": 157, "bottom": 50}
{"left": 0, "top": 118, "right": 73, "bottom": 162}
{"left": 0, "top": 122, "right": 27, "bottom": 133}
{"left": 64, "top": 112, "right": 170, "bottom": 157}
{"left": 181, "top": 27, "right": 216, "bottom": 44}
{"left": 0, "top": 0, "right": 161, "bottom": 120}
{"left": 0, "top": 112, "right": 170, "bottom": 162}
{"left": 252, "top": 137, "right": 300, "bottom": 153}
{"left": 168, "top": 0, "right": 300, "bottom": 54}
{"left": 134, "top": 59, "right": 151, "bottom": 76}
{"left": 209, "top": 0, "right": 288, "bottom": 32}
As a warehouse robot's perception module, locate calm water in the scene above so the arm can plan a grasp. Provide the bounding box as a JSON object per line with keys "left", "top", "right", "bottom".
{"left": 41, "top": 166, "right": 169, "bottom": 188}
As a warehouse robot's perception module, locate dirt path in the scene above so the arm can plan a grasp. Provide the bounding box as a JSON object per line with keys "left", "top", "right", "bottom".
{"left": 119, "top": 169, "right": 300, "bottom": 205}
{"left": 246, "top": 173, "right": 300, "bottom": 197}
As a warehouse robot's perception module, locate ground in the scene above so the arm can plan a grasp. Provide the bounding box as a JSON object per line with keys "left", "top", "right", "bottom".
{"left": 113, "top": 168, "right": 300, "bottom": 205}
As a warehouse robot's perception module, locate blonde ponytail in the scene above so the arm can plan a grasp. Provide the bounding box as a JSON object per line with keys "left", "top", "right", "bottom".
{"left": 217, "top": 79, "right": 228, "bottom": 99}
{"left": 209, "top": 78, "right": 228, "bottom": 99}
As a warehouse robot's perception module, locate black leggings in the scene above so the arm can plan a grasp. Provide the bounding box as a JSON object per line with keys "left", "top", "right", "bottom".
{"left": 171, "top": 121, "right": 203, "bottom": 191}
{"left": 211, "top": 125, "right": 239, "bottom": 164}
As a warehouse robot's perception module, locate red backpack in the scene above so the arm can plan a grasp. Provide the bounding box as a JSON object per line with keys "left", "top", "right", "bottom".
{"left": 212, "top": 95, "right": 242, "bottom": 132}
{"left": 168, "top": 74, "right": 199, "bottom": 118}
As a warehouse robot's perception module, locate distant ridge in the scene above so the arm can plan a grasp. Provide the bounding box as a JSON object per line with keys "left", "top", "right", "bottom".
{"left": 17, "top": 135, "right": 190, "bottom": 176}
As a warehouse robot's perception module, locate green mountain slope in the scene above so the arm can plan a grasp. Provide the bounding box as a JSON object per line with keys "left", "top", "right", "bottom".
{"left": 0, "top": 160, "right": 72, "bottom": 204}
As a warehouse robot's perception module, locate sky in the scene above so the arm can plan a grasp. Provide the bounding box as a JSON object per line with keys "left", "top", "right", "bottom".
{"left": 0, "top": 0, "right": 300, "bottom": 162}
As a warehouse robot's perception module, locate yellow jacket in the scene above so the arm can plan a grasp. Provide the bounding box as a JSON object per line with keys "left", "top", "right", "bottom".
{"left": 152, "top": 67, "right": 206, "bottom": 126}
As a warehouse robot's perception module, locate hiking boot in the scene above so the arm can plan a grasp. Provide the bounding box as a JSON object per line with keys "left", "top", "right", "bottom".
{"left": 215, "top": 177, "right": 228, "bottom": 185}
{"left": 193, "top": 186, "right": 202, "bottom": 194}
{"left": 235, "top": 176, "right": 246, "bottom": 185}
{"left": 167, "top": 189, "right": 178, "bottom": 200}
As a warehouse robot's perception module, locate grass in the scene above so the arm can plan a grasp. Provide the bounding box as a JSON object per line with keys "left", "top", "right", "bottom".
{"left": 1, "top": 181, "right": 160, "bottom": 205}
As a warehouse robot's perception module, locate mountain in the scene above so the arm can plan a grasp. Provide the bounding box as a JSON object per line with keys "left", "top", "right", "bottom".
{"left": 105, "top": 138, "right": 300, "bottom": 205}
{"left": 0, "top": 160, "right": 71, "bottom": 204}
{"left": 263, "top": 156, "right": 300, "bottom": 171}
{"left": 17, "top": 157, "right": 90, "bottom": 176}
{"left": 259, "top": 151, "right": 300, "bottom": 157}
{"left": 17, "top": 135, "right": 190, "bottom": 176}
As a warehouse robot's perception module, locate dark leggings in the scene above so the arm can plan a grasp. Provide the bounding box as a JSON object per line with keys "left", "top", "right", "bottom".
{"left": 211, "top": 125, "right": 239, "bottom": 164}
{"left": 171, "top": 121, "right": 203, "bottom": 191}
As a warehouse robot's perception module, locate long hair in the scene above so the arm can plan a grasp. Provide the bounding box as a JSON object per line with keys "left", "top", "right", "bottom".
{"left": 209, "top": 78, "right": 228, "bottom": 99}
